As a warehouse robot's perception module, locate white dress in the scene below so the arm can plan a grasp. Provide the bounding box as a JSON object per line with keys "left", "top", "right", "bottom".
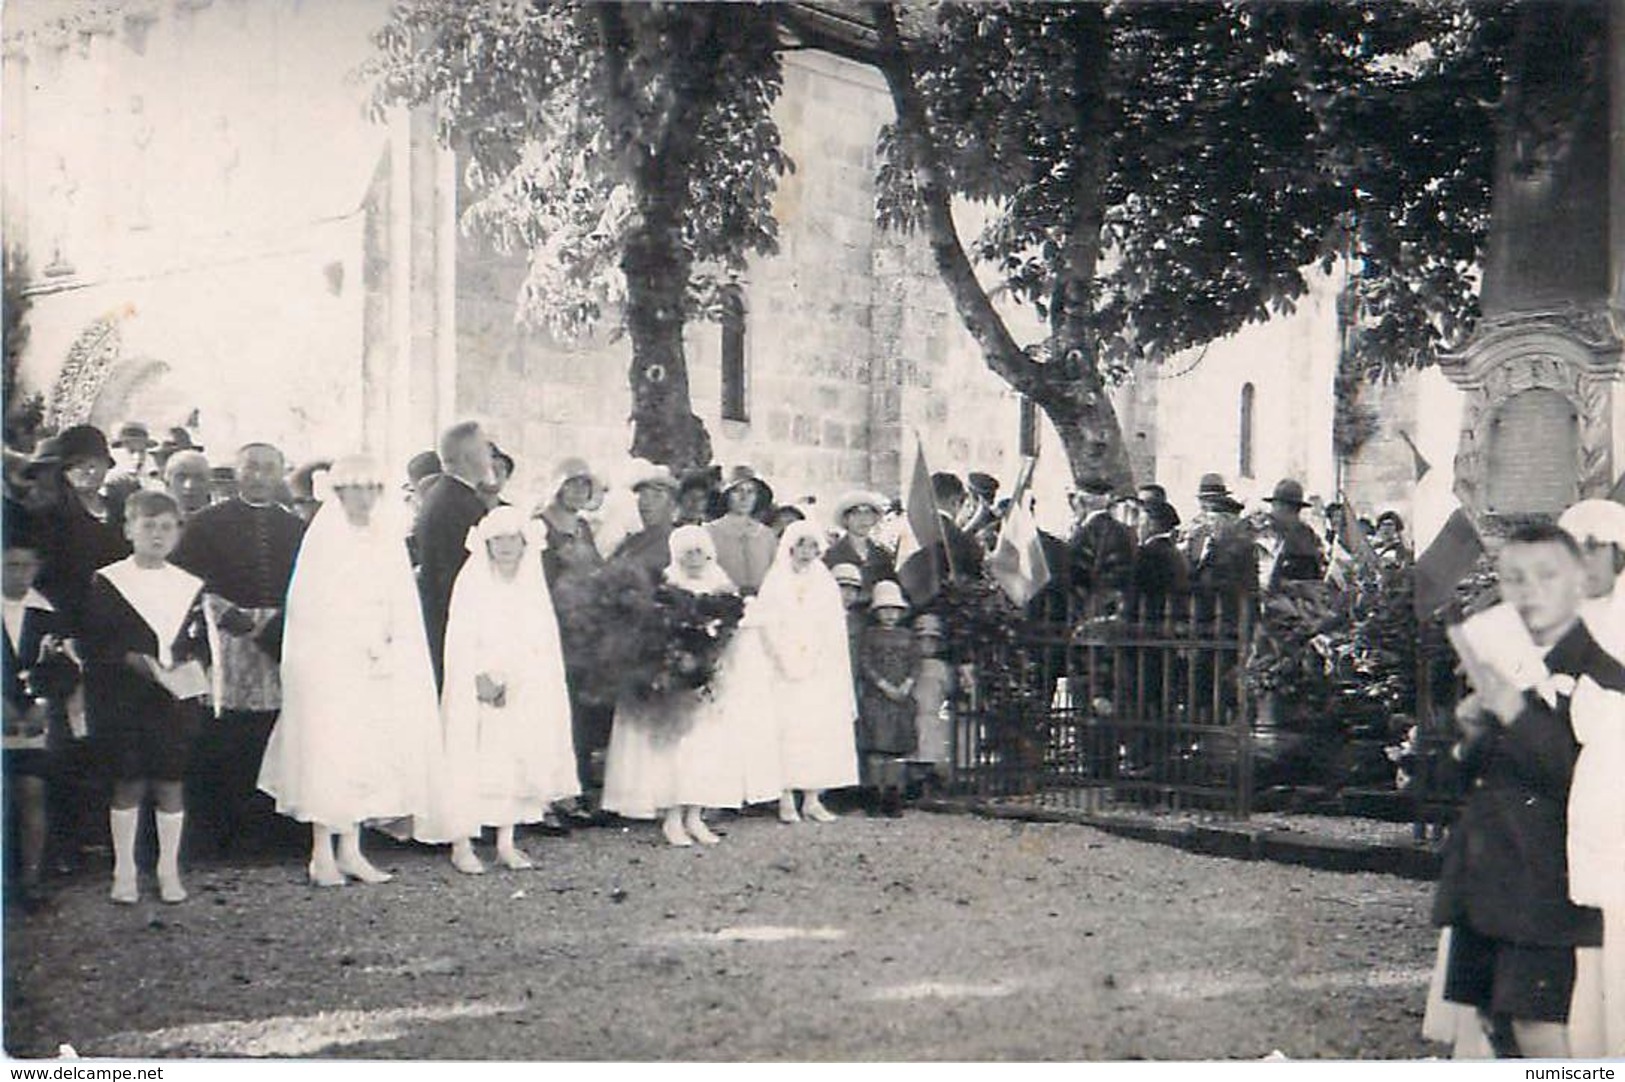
{"left": 415, "top": 545, "right": 579, "bottom": 841}
{"left": 602, "top": 559, "right": 740, "bottom": 817}
{"left": 1566, "top": 673, "right": 1625, "bottom": 1057}
{"left": 730, "top": 528, "right": 858, "bottom": 792}
{"left": 258, "top": 503, "right": 440, "bottom": 827}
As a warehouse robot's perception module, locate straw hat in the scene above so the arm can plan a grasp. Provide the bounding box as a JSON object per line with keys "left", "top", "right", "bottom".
{"left": 830, "top": 563, "right": 863, "bottom": 588}
{"left": 834, "top": 489, "right": 887, "bottom": 522}
{"left": 870, "top": 580, "right": 908, "bottom": 611}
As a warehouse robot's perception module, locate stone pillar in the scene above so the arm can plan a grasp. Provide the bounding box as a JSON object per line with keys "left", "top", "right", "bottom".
{"left": 1440, "top": 0, "right": 1623, "bottom": 528}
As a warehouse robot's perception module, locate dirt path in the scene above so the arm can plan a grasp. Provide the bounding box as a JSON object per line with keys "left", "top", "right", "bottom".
{"left": 4, "top": 811, "right": 1441, "bottom": 1060}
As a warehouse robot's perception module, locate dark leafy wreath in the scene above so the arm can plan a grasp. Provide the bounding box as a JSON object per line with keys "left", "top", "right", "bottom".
{"left": 567, "top": 560, "right": 745, "bottom": 710}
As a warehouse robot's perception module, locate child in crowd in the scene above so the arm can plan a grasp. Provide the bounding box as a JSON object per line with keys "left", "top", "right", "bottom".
{"left": 831, "top": 563, "right": 865, "bottom": 685}
{"left": 1556, "top": 500, "right": 1625, "bottom": 1056}
{"left": 856, "top": 581, "right": 916, "bottom": 817}
{"left": 909, "top": 613, "right": 955, "bottom": 797}
{"left": 82, "top": 491, "right": 210, "bottom": 904}
{"left": 1431, "top": 522, "right": 1616, "bottom": 1058}
{"left": 3, "top": 516, "right": 79, "bottom": 910}
{"left": 421, "top": 507, "right": 578, "bottom": 872}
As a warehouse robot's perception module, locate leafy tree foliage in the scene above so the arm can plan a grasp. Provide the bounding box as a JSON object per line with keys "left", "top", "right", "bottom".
{"left": 871, "top": 1, "right": 1514, "bottom": 486}
{"left": 366, "top": 0, "right": 791, "bottom": 468}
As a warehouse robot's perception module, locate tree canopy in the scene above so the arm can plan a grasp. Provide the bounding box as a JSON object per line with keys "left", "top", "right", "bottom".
{"left": 366, "top": 0, "right": 791, "bottom": 468}
{"left": 871, "top": 0, "right": 1515, "bottom": 483}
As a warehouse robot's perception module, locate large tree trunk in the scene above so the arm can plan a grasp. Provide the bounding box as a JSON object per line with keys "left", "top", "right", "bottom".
{"left": 870, "top": 2, "right": 1133, "bottom": 491}
{"left": 621, "top": 210, "right": 711, "bottom": 471}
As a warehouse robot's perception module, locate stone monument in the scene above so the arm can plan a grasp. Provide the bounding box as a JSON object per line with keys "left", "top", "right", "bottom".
{"left": 1440, "top": 0, "right": 1625, "bottom": 526}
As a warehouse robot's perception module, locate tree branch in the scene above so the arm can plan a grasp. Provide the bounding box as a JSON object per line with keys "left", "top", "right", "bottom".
{"left": 868, "top": 1, "right": 1043, "bottom": 395}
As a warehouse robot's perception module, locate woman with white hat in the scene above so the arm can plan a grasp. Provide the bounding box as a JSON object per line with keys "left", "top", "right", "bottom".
{"left": 823, "top": 490, "right": 895, "bottom": 599}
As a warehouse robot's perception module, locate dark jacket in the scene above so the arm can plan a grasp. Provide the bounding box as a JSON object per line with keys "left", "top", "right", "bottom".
{"left": 170, "top": 498, "right": 305, "bottom": 661}
{"left": 36, "top": 495, "right": 131, "bottom": 635}
{"left": 1431, "top": 622, "right": 1615, "bottom": 948}
{"left": 81, "top": 568, "right": 210, "bottom": 743}
{"left": 1131, "top": 533, "right": 1190, "bottom": 621}
{"left": 4, "top": 594, "right": 80, "bottom": 748}
{"left": 1068, "top": 511, "right": 1135, "bottom": 616}
{"left": 412, "top": 474, "right": 489, "bottom": 680}
{"left": 823, "top": 534, "right": 897, "bottom": 598}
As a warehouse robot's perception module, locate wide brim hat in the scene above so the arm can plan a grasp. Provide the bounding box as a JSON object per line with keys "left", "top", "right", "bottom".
{"left": 720, "top": 465, "right": 774, "bottom": 514}
{"left": 55, "top": 424, "right": 115, "bottom": 468}
{"left": 550, "top": 456, "right": 607, "bottom": 501}
{"left": 406, "top": 449, "right": 442, "bottom": 485}
{"left": 23, "top": 436, "right": 63, "bottom": 476}
{"left": 967, "top": 472, "right": 1000, "bottom": 500}
{"left": 156, "top": 427, "right": 202, "bottom": 457}
{"left": 1197, "top": 472, "right": 1231, "bottom": 498}
{"left": 834, "top": 489, "right": 887, "bottom": 522}
{"left": 1266, "top": 479, "right": 1309, "bottom": 508}
{"left": 112, "top": 422, "right": 153, "bottom": 450}
{"left": 870, "top": 579, "right": 908, "bottom": 611}
{"left": 830, "top": 563, "right": 863, "bottom": 588}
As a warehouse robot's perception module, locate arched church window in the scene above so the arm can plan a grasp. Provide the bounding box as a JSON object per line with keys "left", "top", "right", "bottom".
{"left": 721, "top": 286, "right": 748, "bottom": 422}
{"left": 1238, "top": 382, "right": 1255, "bottom": 479}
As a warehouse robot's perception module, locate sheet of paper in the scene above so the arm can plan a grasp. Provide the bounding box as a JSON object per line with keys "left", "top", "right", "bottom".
{"left": 154, "top": 659, "right": 210, "bottom": 701}
{"left": 1448, "top": 602, "right": 1547, "bottom": 691}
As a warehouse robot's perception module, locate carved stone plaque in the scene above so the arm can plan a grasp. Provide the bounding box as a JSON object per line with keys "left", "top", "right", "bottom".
{"left": 1484, "top": 388, "right": 1579, "bottom": 515}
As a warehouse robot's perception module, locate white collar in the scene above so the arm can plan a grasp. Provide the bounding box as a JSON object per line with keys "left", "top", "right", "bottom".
{"left": 2, "top": 589, "right": 54, "bottom": 613}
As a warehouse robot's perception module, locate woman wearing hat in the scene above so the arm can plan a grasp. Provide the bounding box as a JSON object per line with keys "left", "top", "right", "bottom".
{"left": 823, "top": 490, "right": 896, "bottom": 599}
{"left": 706, "top": 466, "right": 777, "bottom": 595}
{"left": 35, "top": 425, "right": 132, "bottom": 635}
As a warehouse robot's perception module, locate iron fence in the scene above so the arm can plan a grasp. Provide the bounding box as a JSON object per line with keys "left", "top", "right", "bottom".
{"left": 950, "top": 596, "right": 1256, "bottom": 817}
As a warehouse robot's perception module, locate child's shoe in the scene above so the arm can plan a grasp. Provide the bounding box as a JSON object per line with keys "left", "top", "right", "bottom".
{"left": 497, "top": 846, "right": 535, "bottom": 870}
{"left": 803, "top": 799, "right": 837, "bottom": 823}
{"left": 157, "top": 872, "right": 187, "bottom": 904}
{"left": 336, "top": 854, "right": 393, "bottom": 884}
{"left": 109, "top": 874, "right": 138, "bottom": 905}
{"left": 777, "top": 796, "right": 801, "bottom": 825}
{"left": 308, "top": 860, "right": 345, "bottom": 888}
{"left": 683, "top": 810, "right": 720, "bottom": 846}
{"left": 662, "top": 815, "right": 694, "bottom": 847}
{"left": 450, "top": 840, "right": 486, "bottom": 875}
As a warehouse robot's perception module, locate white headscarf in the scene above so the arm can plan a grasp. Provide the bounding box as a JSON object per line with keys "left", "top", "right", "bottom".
{"left": 748, "top": 519, "right": 850, "bottom": 685}
{"left": 664, "top": 523, "right": 736, "bottom": 594}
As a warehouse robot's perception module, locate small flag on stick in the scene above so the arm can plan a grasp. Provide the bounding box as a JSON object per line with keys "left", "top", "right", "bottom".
{"left": 990, "top": 455, "right": 1051, "bottom": 606}
{"left": 896, "top": 434, "right": 949, "bottom": 606}
{"left": 1413, "top": 506, "right": 1485, "bottom": 619}
{"left": 1396, "top": 429, "right": 1432, "bottom": 482}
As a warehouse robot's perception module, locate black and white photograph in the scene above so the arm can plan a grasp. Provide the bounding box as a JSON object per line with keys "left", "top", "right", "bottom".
{"left": 1, "top": 0, "right": 1624, "bottom": 1068}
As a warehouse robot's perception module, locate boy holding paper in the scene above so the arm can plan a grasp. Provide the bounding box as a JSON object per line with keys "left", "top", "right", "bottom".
{"left": 83, "top": 490, "right": 210, "bottom": 905}
{"left": 1432, "top": 522, "right": 1615, "bottom": 1058}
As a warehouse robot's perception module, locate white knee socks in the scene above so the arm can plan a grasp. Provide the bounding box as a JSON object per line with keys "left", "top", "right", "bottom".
{"left": 109, "top": 807, "right": 139, "bottom": 902}
{"left": 155, "top": 810, "right": 186, "bottom": 902}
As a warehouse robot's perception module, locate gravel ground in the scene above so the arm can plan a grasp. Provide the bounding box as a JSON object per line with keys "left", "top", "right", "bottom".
{"left": 4, "top": 810, "right": 1441, "bottom": 1061}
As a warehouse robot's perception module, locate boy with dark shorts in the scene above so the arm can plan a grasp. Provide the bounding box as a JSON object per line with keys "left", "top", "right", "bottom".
{"left": 83, "top": 491, "right": 209, "bottom": 905}
{"left": 3, "top": 515, "right": 79, "bottom": 910}
{"left": 1433, "top": 522, "right": 1614, "bottom": 1057}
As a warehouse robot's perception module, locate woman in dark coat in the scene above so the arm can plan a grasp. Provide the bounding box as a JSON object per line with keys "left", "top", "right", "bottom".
{"left": 823, "top": 490, "right": 896, "bottom": 601}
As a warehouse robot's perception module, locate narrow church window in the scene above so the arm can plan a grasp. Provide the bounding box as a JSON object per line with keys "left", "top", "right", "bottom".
{"left": 1238, "top": 382, "right": 1255, "bottom": 479}
{"left": 721, "top": 286, "right": 748, "bottom": 422}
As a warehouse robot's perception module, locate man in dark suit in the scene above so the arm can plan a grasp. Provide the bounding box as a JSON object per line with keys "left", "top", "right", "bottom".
{"left": 412, "top": 421, "right": 493, "bottom": 687}
{"left": 1068, "top": 478, "right": 1134, "bottom": 620}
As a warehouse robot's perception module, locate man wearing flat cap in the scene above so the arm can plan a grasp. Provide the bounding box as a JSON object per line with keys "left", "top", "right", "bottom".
{"left": 610, "top": 463, "right": 682, "bottom": 582}
{"left": 412, "top": 421, "right": 494, "bottom": 686}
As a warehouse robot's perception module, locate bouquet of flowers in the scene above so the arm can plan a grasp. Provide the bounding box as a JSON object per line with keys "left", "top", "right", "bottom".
{"left": 567, "top": 561, "right": 745, "bottom": 707}
{"left": 641, "top": 584, "right": 746, "bottom": 699}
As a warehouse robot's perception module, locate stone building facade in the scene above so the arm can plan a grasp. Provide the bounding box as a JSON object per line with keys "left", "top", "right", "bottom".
{"left": 4, "top": 0, "right": 1030, "bottom": 526}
